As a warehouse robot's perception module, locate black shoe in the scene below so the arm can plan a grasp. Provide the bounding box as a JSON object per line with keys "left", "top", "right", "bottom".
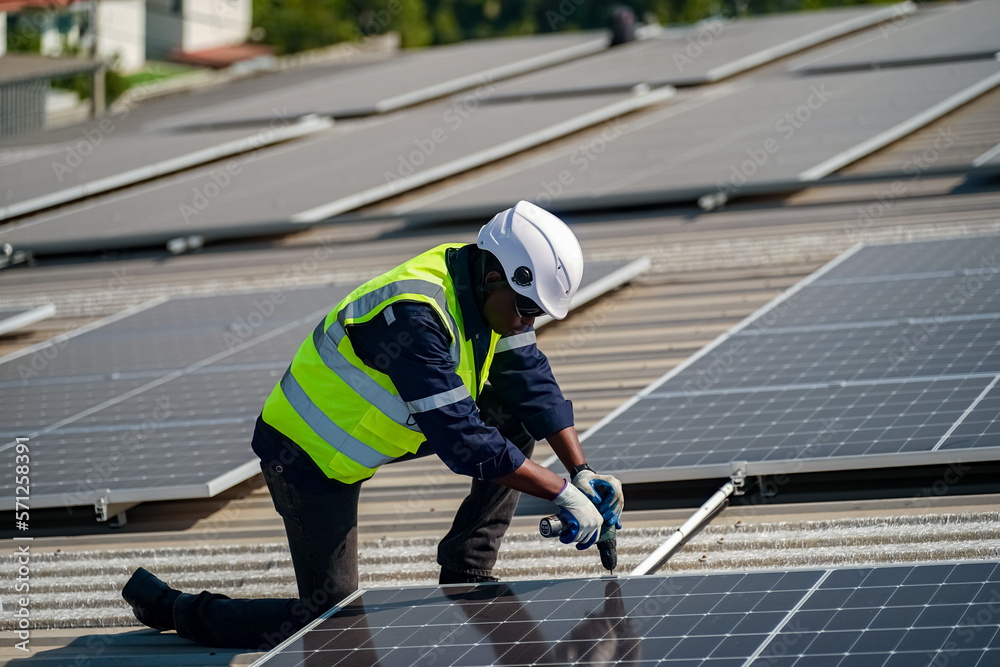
{"left": 438, "top": 567, "right": 500, "bottom": 585}
{"left": 122, "top": 567, "right": 181, "bottom": 631}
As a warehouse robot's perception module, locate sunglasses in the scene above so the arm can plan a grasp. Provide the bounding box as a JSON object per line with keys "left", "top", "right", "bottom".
{"left": 485, "top": 280, "right": 545, "bottom": 318}
{"left": 514, "top": 293, "right": 545, "bottom": 318}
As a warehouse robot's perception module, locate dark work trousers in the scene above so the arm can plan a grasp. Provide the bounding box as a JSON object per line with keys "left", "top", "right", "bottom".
{"left": 173, "top": 385, "right": 535, "bottom": 649}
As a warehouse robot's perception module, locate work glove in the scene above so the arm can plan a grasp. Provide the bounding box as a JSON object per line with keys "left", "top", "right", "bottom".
{"left": 572, "top": 467, "right": 624, "bottom": 529}
{"left": 552, "top": 481, "right": 604, "bottom": 550}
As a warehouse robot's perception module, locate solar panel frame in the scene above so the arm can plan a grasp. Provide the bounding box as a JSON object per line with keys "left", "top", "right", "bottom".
{"left": 251, "top": 559, "right": 1000, "bottom": 667}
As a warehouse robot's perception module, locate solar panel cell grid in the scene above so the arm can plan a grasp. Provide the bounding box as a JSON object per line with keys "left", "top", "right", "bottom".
{"left": 748, "top": 275, "right": 1000, "bottom": 329}
{"left": 255, "top": 561, "right": 1000, "bottom": 666}
{"left": 821, "top": 236, "right": 1000, "bottom": 279}
{"left": 561, "top": 235, "right": 1000, "bottom": 483}
{"left": 938, "top": 381, "right": 1000, "bottom": 451}
{"left": 582, "top": 377, "right": 995, "bottom": 474}
{"left": 673, "top": 319, "right": 1000, "bottom": 390}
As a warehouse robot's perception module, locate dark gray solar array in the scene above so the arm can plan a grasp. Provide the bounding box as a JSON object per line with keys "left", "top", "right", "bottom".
{"left": 147, "top": 32, "right": 606, "bottom": 131}
{"left": 569, "top": 235, "right": 1000, "bottom": 483}
{"left": 0, "top": 285, "right": 340, "bottom": 511}
{"left": 0, "top": 118, "right": 329, "bottom": 220}
{"left": 790, "top": 0, "right": 1000, "bottom": 73}
{"left": 0, "top": 259, "right": 640, "bottom": 512}
{"left": 253, "top": 559, "right": 1000, "bottom": 666}
{"left": 398, "top": 61, "right": 1000, "bottom": 216}
{"left": 0, "top": 88, "right": 673, "bottom": 252}
{"left": 488, "top": 4, "right": 907, "bottom": 97}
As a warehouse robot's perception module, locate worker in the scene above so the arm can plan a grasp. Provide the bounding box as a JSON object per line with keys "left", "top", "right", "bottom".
{"left": 122, "top": 200, "right": 625, "bottom": 650}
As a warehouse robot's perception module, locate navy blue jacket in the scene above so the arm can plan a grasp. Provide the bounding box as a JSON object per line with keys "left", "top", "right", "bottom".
{"left": 254, "top": 245, "right": 573, "bottom": 485}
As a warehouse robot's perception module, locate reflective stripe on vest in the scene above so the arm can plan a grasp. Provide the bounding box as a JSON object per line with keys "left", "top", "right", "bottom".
{"left": 310, "top": 320, "right": 419, "bottom": 431}
{"left": 279, "top": 369, "right": 396, "bottom": 469}
{"left": 406, "top": 385, "right": 472, "bottom": 414}
{"left": 261, "top": 243, "right": 497, "bottom": 484}
{"left": 337, "top": 278, "right": 462, "bottom": 366}
{"left": 495, "top": 330, "right": 536, "bottom": 353}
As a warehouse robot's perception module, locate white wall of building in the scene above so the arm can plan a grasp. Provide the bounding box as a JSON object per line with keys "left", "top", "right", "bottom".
{"left": 182, "top": 0, "right": 250, "bottom": 53}
{"left": 98, "top": 0, "right": 145, "bottom": 72}
{"left": 0, "top": 13, "right": 7, "bottom": 57}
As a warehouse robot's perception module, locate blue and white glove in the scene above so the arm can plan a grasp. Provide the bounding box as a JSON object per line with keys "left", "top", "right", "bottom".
{"left": 572, "top": 466, "right": 624, "bottom": 529}
{"left": 552, "top": 481, "right": 604, "bottom": 550}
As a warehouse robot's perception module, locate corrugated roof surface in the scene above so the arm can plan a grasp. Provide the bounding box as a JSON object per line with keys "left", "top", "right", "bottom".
{"left": 1, "top": 8, "right": 999, "bottom": 665}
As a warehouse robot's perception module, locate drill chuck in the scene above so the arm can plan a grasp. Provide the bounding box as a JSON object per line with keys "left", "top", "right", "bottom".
{"left": 598, "top": 525, "right": 618, "bottom": 573}
{"left": 539, "top": 515, "right": 565, "bottom": 538}
{"left": 539, "top": 514, "right": 618, "bottom": 573}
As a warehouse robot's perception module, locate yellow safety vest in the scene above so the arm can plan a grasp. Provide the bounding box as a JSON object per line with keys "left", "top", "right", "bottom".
{"left": 261, "top": 244, "right": 501, "bottom": 483}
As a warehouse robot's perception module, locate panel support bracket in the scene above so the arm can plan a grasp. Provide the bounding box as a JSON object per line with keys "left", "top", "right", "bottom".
{"left": 94, "top": 490, "right": 111, "bottom": 522}
{"left": 93, "top": 491, "right": 135, "bottom": 527}
{"left": 729, "top": 461, "right": 747, "bottom": 496}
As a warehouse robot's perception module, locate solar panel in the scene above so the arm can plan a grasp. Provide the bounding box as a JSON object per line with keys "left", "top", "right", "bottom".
{"left": 396, "top": 61, "right": 1000, "bottom": 216}
{"left": 487, "top": 4, "right": 908, "bottom": 97}
{"left": 0, "top": 88, "right": 673, "bottom": 253}
{"left": 674, "top": 318, "right": 1000, "bottom": 389}
{"left": 0, "top": 118, "right": 330, "bottom": 221}
{"left": 583, "top": 377, "right": 996, "bottom": 480}
{"left": 822, "top": 236, "right": 1000, "bottom": 280}
{"left": 252, "top": 559, "right": 1000, "bottom": 666}
{"left": 548, "top": 235, "right": 1000, "bottom": 484}
{"left": 0, "top": 259, "right": 643, "bottom": 513}
{"left": 0, "top": 285, "right": 337, "bottom": 512}
{"left": 742, "top": 274, "right": 1000, "bottom": 329}
{"left": 789, "top": 0, "right": 1000, "bottom": 73}
{"left": 147, "top": 32, "right": 606, "bottom": 131}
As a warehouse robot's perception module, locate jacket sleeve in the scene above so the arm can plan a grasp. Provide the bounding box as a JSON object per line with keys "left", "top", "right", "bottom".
{"left": 488, "top": 327, "right": 574, "bottom": 440}
{"left": 346, "top": 301, "right": 526, "bottom": 480}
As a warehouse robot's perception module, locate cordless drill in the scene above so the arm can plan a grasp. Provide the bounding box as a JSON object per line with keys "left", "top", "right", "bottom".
{"left": 539, "top": 512, "right": 618, "bottom": 574}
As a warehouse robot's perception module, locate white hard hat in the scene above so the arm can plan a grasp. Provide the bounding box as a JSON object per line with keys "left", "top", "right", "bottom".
{"left": 477, "top": 201, "right": 584, "bottom": 320}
